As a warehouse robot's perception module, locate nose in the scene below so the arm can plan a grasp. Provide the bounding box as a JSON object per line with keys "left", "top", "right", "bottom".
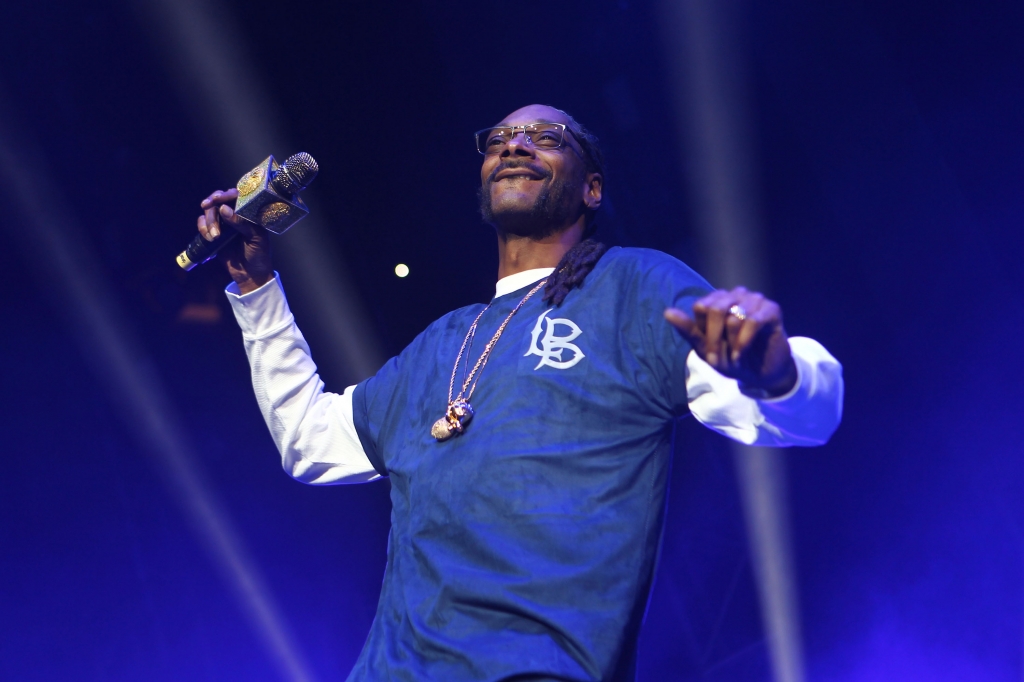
{"left": 501, "top": 128, "right": 536, "bottom": 159}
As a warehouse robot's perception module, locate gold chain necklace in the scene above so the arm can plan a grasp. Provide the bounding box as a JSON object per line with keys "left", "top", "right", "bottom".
{"left": 431, "top": 278, "right": 548, "bottom": 441}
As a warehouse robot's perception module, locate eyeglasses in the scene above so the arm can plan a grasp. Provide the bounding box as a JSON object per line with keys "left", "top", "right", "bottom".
{"left": 474, "top": 123, "right": 570, "bottom": 155}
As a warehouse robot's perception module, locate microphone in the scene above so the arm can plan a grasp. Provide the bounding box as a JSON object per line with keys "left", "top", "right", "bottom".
{"left": 176, "top": 152, "right": 319, "bottom": 271}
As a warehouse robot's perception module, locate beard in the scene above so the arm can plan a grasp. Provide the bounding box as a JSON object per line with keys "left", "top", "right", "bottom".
{"left": 478, "top": 163, "right": 584, "bottom": 240}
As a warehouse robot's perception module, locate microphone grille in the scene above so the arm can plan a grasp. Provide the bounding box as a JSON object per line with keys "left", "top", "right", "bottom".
{"left": 271, "top": 152, "right": 319, "bottom": 195}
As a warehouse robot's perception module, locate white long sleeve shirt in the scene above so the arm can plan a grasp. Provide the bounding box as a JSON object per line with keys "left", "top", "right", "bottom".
{"left": 226, "top": 270, "right": 844, "bottom": 485}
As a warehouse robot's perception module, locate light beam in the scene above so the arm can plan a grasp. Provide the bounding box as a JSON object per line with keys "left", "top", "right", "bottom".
{"left": 659, "top": 1, "right": 807, "bottom": 680}
{"left": 132, "top": 0, "right": 385, "bottom": 384}
{"left": 0, "top": 101, "right": 319, "bottom": 682}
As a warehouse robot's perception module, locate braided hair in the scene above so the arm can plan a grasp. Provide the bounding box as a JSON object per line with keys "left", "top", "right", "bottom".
{"left": 543, "top": 239, "right": 609, "bottom": 307}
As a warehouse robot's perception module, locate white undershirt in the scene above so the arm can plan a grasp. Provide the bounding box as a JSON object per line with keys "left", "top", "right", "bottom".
{"left": 226, "top": 271, "right": 844, "bottom": 484}
{"left": 494, "top": 267, "right": 556, "bottom": 297}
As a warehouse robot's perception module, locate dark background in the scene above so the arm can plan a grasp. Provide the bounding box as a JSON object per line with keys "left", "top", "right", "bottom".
{"left": 1, "top": 0, "right": 1022, "bottom": 679}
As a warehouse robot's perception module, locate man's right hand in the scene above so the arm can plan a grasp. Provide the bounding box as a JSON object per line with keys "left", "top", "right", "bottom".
{"left": 198, "top": 188, "right": 273, "bottom": 294}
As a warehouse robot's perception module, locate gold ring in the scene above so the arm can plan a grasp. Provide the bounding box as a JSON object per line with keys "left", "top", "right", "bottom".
{"left": 728, "top": 304, "right": 747, "bottom": 321}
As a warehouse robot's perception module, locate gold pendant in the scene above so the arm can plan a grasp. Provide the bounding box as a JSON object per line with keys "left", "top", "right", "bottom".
{"left": 431, "top": 400, "right": 474, "bottom": 441}
{"left": 431, "top": 417, "right": 454, "bottom": 441}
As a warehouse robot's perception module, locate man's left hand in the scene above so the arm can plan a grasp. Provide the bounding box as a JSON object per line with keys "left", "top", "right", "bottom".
{"left": 664, "top": 287, "right": 798, "bottom": 397}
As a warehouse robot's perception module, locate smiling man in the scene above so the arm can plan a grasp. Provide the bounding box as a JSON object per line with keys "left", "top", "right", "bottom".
{"left": 198, "top": 104, "right": 843, "bottom": 681}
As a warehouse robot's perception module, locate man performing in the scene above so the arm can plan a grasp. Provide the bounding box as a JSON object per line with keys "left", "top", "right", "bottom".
{"left": 196, "top": 104, "right": 843, "bottom": 681}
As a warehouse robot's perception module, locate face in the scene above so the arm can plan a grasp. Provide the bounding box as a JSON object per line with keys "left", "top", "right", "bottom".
{"left": 478, "top": 104, "right": 598, "bottom": 239}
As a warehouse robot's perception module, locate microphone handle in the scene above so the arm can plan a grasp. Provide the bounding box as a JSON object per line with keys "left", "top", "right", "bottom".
{"left": 176, "top": 229, "right": 241, "bottom": 271}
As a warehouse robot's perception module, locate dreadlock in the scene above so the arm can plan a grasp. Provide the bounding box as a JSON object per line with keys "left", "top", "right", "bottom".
{"left": 540, "top": 108, "right": 609, "bottom": 306}
{"left": 543, "top": 238, "right": 609, "bottom": 307}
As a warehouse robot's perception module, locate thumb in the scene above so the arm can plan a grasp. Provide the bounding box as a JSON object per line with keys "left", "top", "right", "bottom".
{"left": 220, "top": 204, "right": 254, "bottom": 239}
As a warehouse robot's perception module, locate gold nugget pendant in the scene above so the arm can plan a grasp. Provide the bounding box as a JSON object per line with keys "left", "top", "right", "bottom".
{"left": 431, "top": 400, "right": 474, "bottom": 441}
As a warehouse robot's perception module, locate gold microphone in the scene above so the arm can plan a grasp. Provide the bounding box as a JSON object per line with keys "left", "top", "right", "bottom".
{"left": 176, "top": 152, "right": 318, "bottom": 271}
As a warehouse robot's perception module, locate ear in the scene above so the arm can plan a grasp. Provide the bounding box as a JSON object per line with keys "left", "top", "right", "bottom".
{"left": 583, "top": 172, "right": 603, "bottom": 210}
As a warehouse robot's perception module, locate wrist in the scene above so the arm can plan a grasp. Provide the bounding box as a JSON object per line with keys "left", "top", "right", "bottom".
{"left": 760, "top": 356, "right": 799, "bottom": 398}
{"left": 236, "top": 271, "right": 273, "bottom": 295}
{"left": 738, "top": 356, "right": 798, "bottom": 400}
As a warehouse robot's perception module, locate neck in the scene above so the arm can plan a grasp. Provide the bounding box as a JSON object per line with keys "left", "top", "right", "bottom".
{"left": 496, "top": 223, "right": 584, "bottom": 280}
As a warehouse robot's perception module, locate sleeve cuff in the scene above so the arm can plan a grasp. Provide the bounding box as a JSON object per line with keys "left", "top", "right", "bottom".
{"left": 686, "top": 336, "right": 843, "bottom": 447}
{"left": 755, "top": 336, "right": 843, "bottom": 417}
{"left": 224, "top": 272, "right": 292, "bottom": 337}
{"left": 739, "top": 344, "right": 806, "bottom": 403}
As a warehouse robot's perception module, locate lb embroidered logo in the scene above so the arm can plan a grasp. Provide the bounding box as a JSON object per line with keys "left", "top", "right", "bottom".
{"left": 525, "top": 308, "right": 586, "bottom": 370}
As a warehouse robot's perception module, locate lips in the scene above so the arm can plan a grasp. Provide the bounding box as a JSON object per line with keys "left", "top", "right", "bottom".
{"left": 494, "top": 168, "right": 543, "bottom": 181}
{"left": 488, "top": 161, "right": 551, "bottom": 184}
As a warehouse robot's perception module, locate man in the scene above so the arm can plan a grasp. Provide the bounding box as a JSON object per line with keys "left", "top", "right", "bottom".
{"left": 197, "top": 104, "right": 842, "bottom": 681}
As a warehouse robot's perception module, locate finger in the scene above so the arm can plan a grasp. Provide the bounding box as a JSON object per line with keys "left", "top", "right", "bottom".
{"left": 695, "top": 290, "right": 739, "bottom": 367}
{"left": 200, "top": 188, "right": 239, "bottom": 210}
{"left": 201, "top": 190, "right": 224, "bottom": 210}
{"left": 755, "top": 297, "right": 782, "bottom": 328}
{"left": 726, "top": 292, "right": 764, "bottom": 362}
{"left": 222, "top": 204, "right": 254, "bottom": 239}
{"left": 690, "top": 300, "right": 707, "bottom": 336}
{"left": 724, "top": 312, "right": 744, "bottom": 364}
{"left": 664, "top": 308, "right": 705, "bottom": 354}
{"left": 197, "top": 214, "right": 213, "bottom": 242}
{"left": 204, "top": 204, "right": 221, "bottom": 240}
{"left": 731, "top": 298, "right": 768, "bottom": 363}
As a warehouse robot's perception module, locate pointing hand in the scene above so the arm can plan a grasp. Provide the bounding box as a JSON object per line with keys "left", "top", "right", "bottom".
{"left": 664, "top": 287, "right": 798, "bottom": 397}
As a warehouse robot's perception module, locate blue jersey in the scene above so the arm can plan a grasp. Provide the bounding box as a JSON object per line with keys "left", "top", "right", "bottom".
{"left": 350, "top": 247, "right": 711, "bottom": 681}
